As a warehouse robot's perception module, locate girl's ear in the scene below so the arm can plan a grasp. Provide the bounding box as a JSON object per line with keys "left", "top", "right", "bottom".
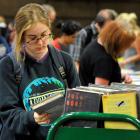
{"left": 21, "top": 43, "right": 26, "bottom": 50}
{"left": 22, "top": 42, "right": 26, "bottom": 48}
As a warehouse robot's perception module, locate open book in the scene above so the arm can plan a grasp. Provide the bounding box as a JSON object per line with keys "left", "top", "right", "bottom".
{"left": 29, "top": 89, "right": 65, "bottom": 123}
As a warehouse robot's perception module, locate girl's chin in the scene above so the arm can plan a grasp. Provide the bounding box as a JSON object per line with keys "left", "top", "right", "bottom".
{"left": 35, "top": 52, "right": 46, "bottom": 58}
{"left": 35, "top": 48, "right": 47, "bottom": 54}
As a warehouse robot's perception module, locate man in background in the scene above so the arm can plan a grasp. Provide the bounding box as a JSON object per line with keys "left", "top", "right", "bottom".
{"left": 73, "top": 9, "right": 118, "bottom": 71}
{"left": 42, "top": 4, "right": 56, "bottom": 23}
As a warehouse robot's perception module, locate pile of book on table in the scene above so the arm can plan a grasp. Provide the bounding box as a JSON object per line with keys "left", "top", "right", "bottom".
{"left": 64, "top": 83, "right": 140, "bottom": 129}
{"left": 129, "top": 71, "right": 140, "bottom": 85}
{"left": 30, "top": 82, "right": 140, "bottom": 129}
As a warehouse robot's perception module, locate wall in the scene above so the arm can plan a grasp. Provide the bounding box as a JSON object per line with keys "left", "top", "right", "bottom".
{"left": 0, "top": 0, "right": 45, "bottom": 21}
{"left": 47, "top": 0, "right": 140, "bottom": 26}
{"left": 0, "top": 0, "right": 140, "bottom": 26}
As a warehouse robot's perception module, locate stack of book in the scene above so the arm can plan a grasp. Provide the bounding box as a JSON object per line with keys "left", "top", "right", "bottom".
{"left": 64, "top": 84, "right": 139, "bottom": 129}
{"left": 30, "top": 83, "right": 139, "bottom": 129}
{"left": 64, "top": 87, "right": 103, "bottom": 127}
{"left": 110, "top": 82, "right": 140, "bottom": 120}
{"left": 129, "top": 71, "right": 140, "bottom": 85}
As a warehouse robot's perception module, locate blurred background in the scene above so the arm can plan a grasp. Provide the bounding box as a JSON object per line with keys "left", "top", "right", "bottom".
{"left": 0, "top": 0, "right": 140, "bottom": 26}
{"left": 0, "top": 0, "right": 140, "bottom": 83}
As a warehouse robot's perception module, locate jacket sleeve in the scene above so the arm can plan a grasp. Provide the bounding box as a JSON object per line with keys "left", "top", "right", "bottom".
{"left": 61, "top": 52, "right": 81, "bottom": 88}
{"left": 0, "top": 56, "right": 37, "bottom": 135}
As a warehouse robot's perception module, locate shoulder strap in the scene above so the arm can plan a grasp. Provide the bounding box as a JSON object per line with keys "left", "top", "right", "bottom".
{"left": 48, "top": 45, "right": 68, "bottom": 88}
{"left": 8, "top": 52, "right": 22, "bottom": 84}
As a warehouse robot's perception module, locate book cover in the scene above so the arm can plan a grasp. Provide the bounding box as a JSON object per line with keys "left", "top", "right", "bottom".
{"left": 63, "top": 88, "right": 102, "bottom": 127}
{"left": 110, "top": 82, "right": 140, "bottom": 120}
{"left": 30, "top": 89, "right": 65, "bottom": 123}
{"left": 111, "top": 82, "right": 140, "bottom": 90}
{"left": 86, "top": 85, "right": 119, "bottom": 93}
{"left": 102, "top": 92, "right": 138, "bottom": 130}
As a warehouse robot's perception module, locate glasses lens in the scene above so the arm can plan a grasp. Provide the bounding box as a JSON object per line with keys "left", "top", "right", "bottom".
{"left": 26, "top": 33, "right": 52, "bottom": 44}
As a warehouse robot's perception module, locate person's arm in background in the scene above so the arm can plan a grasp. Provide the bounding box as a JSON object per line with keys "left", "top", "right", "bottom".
{"left": 94, "top": 56, "right": 132, "bottom": 85}
{"left": 119, "top": 36, "right": 140, "bottom": 67}
{"left": 95, "top": 73, "right": 132, "bottom": 85}
{"left": 94, "top": 57, "right": 114, "bottom": 86}
{"left": 95, "top": 77, "right": 109, "bottom": 85}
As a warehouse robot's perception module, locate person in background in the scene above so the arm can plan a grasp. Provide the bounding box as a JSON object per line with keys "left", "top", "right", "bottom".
{"left": 73, "top": 9, "right": 118, "bottom": 71}
{"left": 0, "top": 3, "right": 80, "bottom": 140}
{"left": 0, "top": 16, "right": 11, "bottom": 58}
{"left": 6, "top": 20, "right": 16, "bottom": 50}
{"left": 42, "top": 4, "right": 56, "bottom": 24}
{"left": 94, "top": 8, "right": 118, "bottom": 33}
{"left": 42, "top": 4, "right": 59, "bottom": 39}
{"left": 117, "top": 13, "right": 140, "bottom": 71}
{"left": 79, "top": 21, "right": 135, "bottom": 86}
{"left": 51, "top": 20, "right": 81, "bottom": 69}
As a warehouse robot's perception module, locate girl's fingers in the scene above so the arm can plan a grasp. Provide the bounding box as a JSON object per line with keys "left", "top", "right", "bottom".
{"left": 39, "top": 119, "right": 51, "bottom": 125}
{"left": 34, "top": 112, "right": 51, "bottom": 124}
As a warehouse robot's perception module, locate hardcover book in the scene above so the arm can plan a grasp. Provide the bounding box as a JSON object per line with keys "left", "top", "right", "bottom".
{"left": 110, "top": 82, "right": 140, "bottom": 119}
{"left": 63, "top": 88, "right": 102, "bottom": 127}
{"left": 110, "top": 82, "right": 140, "bottom": 90}
{"left": 102, "top": 91, "right": 138, "bottom": 130}
{"left": 30, "top": 89, "right": 65, "bottom": 123}
{"left": 85, "top": 84, "right": 119, "bottom": 93}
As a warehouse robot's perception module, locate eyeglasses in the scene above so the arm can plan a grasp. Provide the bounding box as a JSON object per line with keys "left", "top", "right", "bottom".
{"left": 25, "top": 31, "right": 52, "bottom": 44}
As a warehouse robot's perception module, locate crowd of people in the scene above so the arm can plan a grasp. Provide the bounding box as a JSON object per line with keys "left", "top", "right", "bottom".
{"left": 0, "top": 2, "right": 140, "bottom": 140}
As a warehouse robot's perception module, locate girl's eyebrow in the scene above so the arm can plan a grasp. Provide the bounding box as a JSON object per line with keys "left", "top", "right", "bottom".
{"left": 26, "top": 30, "right": 48, "bottom": 37}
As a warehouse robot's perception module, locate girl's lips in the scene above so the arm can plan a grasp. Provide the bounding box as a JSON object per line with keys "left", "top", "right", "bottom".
{"left": 35, "top": 47, "right": 43, "bottom": 51}
{"left": 35, "top": 47, "right": 45, "bottom": 52}
{"left": 35, "top": 45, "right": 47, "bottom": 51}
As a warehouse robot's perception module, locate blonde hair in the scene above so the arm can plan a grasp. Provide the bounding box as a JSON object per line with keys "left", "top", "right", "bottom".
{"left": 14, "top": 3, "right": 51, "bottom": 61}
{"left": 116, "top": 12, "right": 140, "bottom": 36}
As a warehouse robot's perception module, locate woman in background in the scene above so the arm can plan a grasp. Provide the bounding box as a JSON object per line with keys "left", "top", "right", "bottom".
{"left": 117, "top": 13, "right": 140, "bottom": 71}
{"left": 79, "top": 20, "right": 135, "bottom": 86}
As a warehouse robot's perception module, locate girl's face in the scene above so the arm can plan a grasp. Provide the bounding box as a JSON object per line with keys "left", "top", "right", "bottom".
{"left": 64, "top": 32, "right": 78, "bottom": 45}
{"left": 24, "top": 22, "right": 51, "bottom": 60}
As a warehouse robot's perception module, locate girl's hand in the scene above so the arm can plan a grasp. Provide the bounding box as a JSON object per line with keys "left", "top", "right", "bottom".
{"left": 34, "top": 112, "right": 51, "bottom": 125}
